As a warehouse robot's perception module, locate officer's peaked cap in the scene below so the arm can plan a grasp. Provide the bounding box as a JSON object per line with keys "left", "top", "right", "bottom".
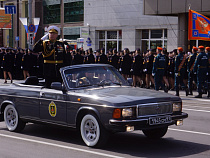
{"left": 47, "top": 25, "right": 60, "bottom": 35}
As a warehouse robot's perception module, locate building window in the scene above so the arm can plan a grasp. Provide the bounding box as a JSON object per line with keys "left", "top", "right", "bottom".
{"left": 43, "top": 4, "right": 60, "bottom": 24}
{"left": 99, "top": 30, "right": 122, "bottom": 53}
{"left": 64, "top": 0, "right": 84, "bottom": 23}
{"left": 141, "top": 29, "right": 167, "bottom": 52}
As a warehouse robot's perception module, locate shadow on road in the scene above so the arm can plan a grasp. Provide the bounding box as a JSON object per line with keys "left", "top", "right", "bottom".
{"left": 0, "top": 123, "right": 209, "bottom": 158}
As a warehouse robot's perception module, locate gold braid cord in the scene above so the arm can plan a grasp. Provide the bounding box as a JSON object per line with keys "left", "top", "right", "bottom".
{"left": 43, "top": 40, "right": 55, "bottom": 58}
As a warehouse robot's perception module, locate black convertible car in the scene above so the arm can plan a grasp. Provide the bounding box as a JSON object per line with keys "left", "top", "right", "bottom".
{"left": 0, "top": 64, "right": 188, "bottom": 147}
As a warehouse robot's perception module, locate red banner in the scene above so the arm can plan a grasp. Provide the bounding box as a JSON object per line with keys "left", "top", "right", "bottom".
{"left": 0, "top": 9, "right": 12, "bottom": 29}
{"left": 188, "top": 9, "right": 210, "bottom": 41}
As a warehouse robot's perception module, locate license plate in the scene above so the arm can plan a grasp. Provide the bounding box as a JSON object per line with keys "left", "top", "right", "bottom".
{"left": 149, "top": 116, "right": 172, "bottom": 125}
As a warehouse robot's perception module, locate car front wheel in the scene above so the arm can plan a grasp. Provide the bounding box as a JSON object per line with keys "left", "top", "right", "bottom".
{"left": 4, "top": 104, "right": 25, "bottom": 132}
{"left": 142, "top": 126, "right": 168, "bottom": 139}
{"left": 80, "top": 114, "right": 109, "bottom": 147}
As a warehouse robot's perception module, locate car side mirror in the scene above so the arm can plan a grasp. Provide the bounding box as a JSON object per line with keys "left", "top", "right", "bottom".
{"left": 51, "top": 82, "right": 66, "bottom": 91}
{"left": 127, "top": 78, "right": 133, "bottom": 86}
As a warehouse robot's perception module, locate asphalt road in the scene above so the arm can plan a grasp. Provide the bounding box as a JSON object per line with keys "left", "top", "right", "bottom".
{"left": 0, "top": 80, "right": 209, "bottom": 158}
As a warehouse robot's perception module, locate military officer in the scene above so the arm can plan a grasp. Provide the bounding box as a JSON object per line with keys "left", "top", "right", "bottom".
{"left": 33, "top": 25, "right": 66, "bottom": 88}
{"left": 132, "top": 48, "right": 143, "bottom": 87}
{"left": 100, "top": 48, "right": 108, "bottom": 64}
{"left": 193, "top": 46, "right": 208, "bottom": 98}
{"left": 174, "top": 47, "right": 188, "bottom": 96}
{"left": 187, "top": 46, "right": 198, "bottom": 95}
{"left": 152, "top": 47, "right": 167, "bottom": 92}
{"left": 111, "top": 48, "right": 119, "bottom": 69}
{"left": 206, "top": 47, "right": 210, "bottom": 98}
{"left": 121, "top": 48, "right": 132, "bottom": 80}
{"left": 145, "top": 49, "right": 154, "bottom": 88}
{"left": 87, "top": 48, "right": 95, "bottom": 64}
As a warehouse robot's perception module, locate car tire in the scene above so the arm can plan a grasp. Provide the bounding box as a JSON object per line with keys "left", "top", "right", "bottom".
{"left": 142, "top": 126, "right": 168, "bottom": 139}
{"left": 4, "top": 104, "right": 25, "bottom": 132}
{"left": 80, "top": 114, "right": 109, "bottom": 147}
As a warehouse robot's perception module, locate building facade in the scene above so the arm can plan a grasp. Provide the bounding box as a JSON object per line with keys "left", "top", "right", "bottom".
{"left": 1, "top": 0, "right": 179, "bottom": 52}
{"left": 82, "top": 0, "right": 178, "bottom": 52}
{"left": 144, "top": 0, "right": 210, "bottom": 51}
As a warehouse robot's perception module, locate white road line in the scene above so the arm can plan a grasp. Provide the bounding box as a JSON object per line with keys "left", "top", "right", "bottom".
{"left": 184, "top": 105, "right": 210, "bottom": 109}
{"left": 182, "top": 108, "right": 210, "bottom": 113}
{"left": 182, "top": 98, "right": 210, "bottom": 102}
{"left": 169, "top": 128, "right": 210, "bottom": 136}
{"left": 0, "top": 133, "right": 124, "bottom": 158}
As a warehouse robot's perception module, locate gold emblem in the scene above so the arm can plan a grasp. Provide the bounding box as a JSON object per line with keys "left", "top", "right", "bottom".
{"left": 49, "top": 101, "right": 57, "bottom": 117}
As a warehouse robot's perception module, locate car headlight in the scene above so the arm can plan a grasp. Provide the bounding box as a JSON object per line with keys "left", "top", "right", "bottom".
{"left": 122, "top": 108, "right": 133, "bottom": 117}
{"left": 173, "top": 102, "right": 182, "bottom": 112}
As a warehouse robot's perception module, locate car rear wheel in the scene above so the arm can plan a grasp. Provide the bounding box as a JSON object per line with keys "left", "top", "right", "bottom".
{"left": 142, "top": 126, "right": 168, "bottom": 139}
{"left": 4, "top": 104, "right": 25, "bottom": 132}
{"left": 80, "top": 114, "right": 109, "bottom": 147}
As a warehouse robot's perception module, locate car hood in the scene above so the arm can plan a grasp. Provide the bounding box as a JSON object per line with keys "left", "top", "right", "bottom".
{"left": 71, "top": 86, "right": 180, "bottom": 106}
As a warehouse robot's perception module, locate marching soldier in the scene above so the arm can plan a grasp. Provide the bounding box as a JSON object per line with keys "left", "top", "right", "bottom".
{"left": 0, "top": 48, "right": 5, "bottom": 79}
{"left": 174, "top": 47, "right": 189, "bottom": 96}
{"left": 168, "top": 50, "right": 176, "bottom": 90}
{"left": 187, "top": 46, "right": 198, "bottom": 95}
{"left": 100, "top": 48, "right": 108, "bottom": 64}
{"left": 33, "top": 25, "right": 66, "bottom": 88}
{"left": 193, "top": 46, "right": 208, "bottom": 98}
{"left": 73, "top": 49, "right": 84, "bottom": 65}
{"left": 121, "top": 48, "right": 132, "bottom": 80}
{"left": 132, "top": 48, "right": 143, "bottom": 87}
{"left": 87, "top": 48, "right": 95, "bottom": 64}
{"left": 2, "top": 48, "right": 13, "bottom": 83}
{"left": 111, "top": 48, "right": 119, "bottom": 69}
{"left": 145, "top": 49, "right": 154, "bottom": 89}
{"left": 206, "top": 47, "right": 210, "bottom": 98}
{"left": 152, "top": 47, "right": 167, "bottom": 92}
{"left": 15, "top": 48, "right": 24, "bottom": 80}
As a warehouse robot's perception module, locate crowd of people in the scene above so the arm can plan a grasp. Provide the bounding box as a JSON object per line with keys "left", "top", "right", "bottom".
{"left": 0, "top": 44, "right": 209, "bottom": 98}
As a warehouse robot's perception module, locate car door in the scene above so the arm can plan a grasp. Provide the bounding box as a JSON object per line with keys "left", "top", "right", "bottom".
{"left": 40, "top": 88, "right": 67, "bottom": 125}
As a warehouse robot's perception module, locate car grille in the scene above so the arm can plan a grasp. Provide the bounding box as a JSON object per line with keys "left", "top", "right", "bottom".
{"left": 137, "top": 102, "right": 173, "bottom": 117}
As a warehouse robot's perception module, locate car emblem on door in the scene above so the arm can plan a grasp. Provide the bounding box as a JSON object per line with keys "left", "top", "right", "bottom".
{"left": 49, "top": 101, "right": 57, "bottom": 117}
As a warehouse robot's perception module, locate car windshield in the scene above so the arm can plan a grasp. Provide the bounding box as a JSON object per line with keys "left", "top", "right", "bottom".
{"left": 64, "top": 66, "right": 128, "bottom": 88}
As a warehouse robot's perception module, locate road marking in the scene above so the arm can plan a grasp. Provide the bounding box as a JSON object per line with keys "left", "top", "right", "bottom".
{"left": 169, "top": 128, "right": 210, "bottom": 136}
{"left": 184, "top": 105, "right": 210, "bottom": 109}
{"left": 0, "top": 133, "right": 124, "bottom": 158}
{"left": 182, "top": 108, "right": 210, "bottom": 113}
{"left": 182, "top": 98, "right": 210, "bottom": 102}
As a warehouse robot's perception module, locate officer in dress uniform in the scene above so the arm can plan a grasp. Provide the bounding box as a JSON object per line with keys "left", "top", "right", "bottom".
{"left": 193, "top": 46, "right": 209, "bottom": 98}
{"left": 33, "top": 26, "right": 66, "bottom": 88}
{"left": 2, "top": 48, "right": 13, "bottom": 83}
{"left": 187, "top": 46, "right": 198, "bottom": 95}
{"left": 132, "top": 48, "right": 143, "bottom": 87}
{"left": 0, "top": 48, "right": 5, "bottom": 79}
{"left": 22, "top": 49, "right": 31, "bottom": 80}
{"left": 111, "top": 48, "right": 119, "bottom": 69}
{"left": 108, "top": 48, "right": 113, "bottom": 65}
{"left": 100, "top": 48, "right": 108, "bottom": 64}
{"left": 168, "top": 50, "right": 176, "bottom": 90}
{"left": 87, "top": 48, "right": 95, "bottom": 64}
{"left": 145, "top": 49, "right": 154, "bottom": 89}
{"left": 206, "top": 47, "right": 210, "bottom": 98}
{"left": 121, "top": 48, "right": 132, "bottom": 80}
{"left": 73, "top": 49, "right": 84, "bottom": 65}
{"left": 174, "top": 47, "right": 189, "bottom": 96}
{"left": 15, "top": 47, "right": 24, "bottom": 80}
{"left": 152, "top": 47, "right": 167, "bottom": 92}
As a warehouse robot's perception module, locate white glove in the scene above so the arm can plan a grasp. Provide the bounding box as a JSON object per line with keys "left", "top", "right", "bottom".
{"left": 41, "top": 33, "right": 49, "bottom": 40}
{"left": 119, "top": 68, "right": 122, "bottom": 72}
{"left": 175, "top": 73, "right": 178, "bottom": 77}
{"left": 194, "top": 72, "right": 197, "bottom": 75}
{"left": 152, "top": 73, "right": 155, "bottom": 76}
{"left": 207, "top": 72, "right": 209, "bottom": 75}
{"left": 130, "top": 69, "right": 133, "bottom": 72}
